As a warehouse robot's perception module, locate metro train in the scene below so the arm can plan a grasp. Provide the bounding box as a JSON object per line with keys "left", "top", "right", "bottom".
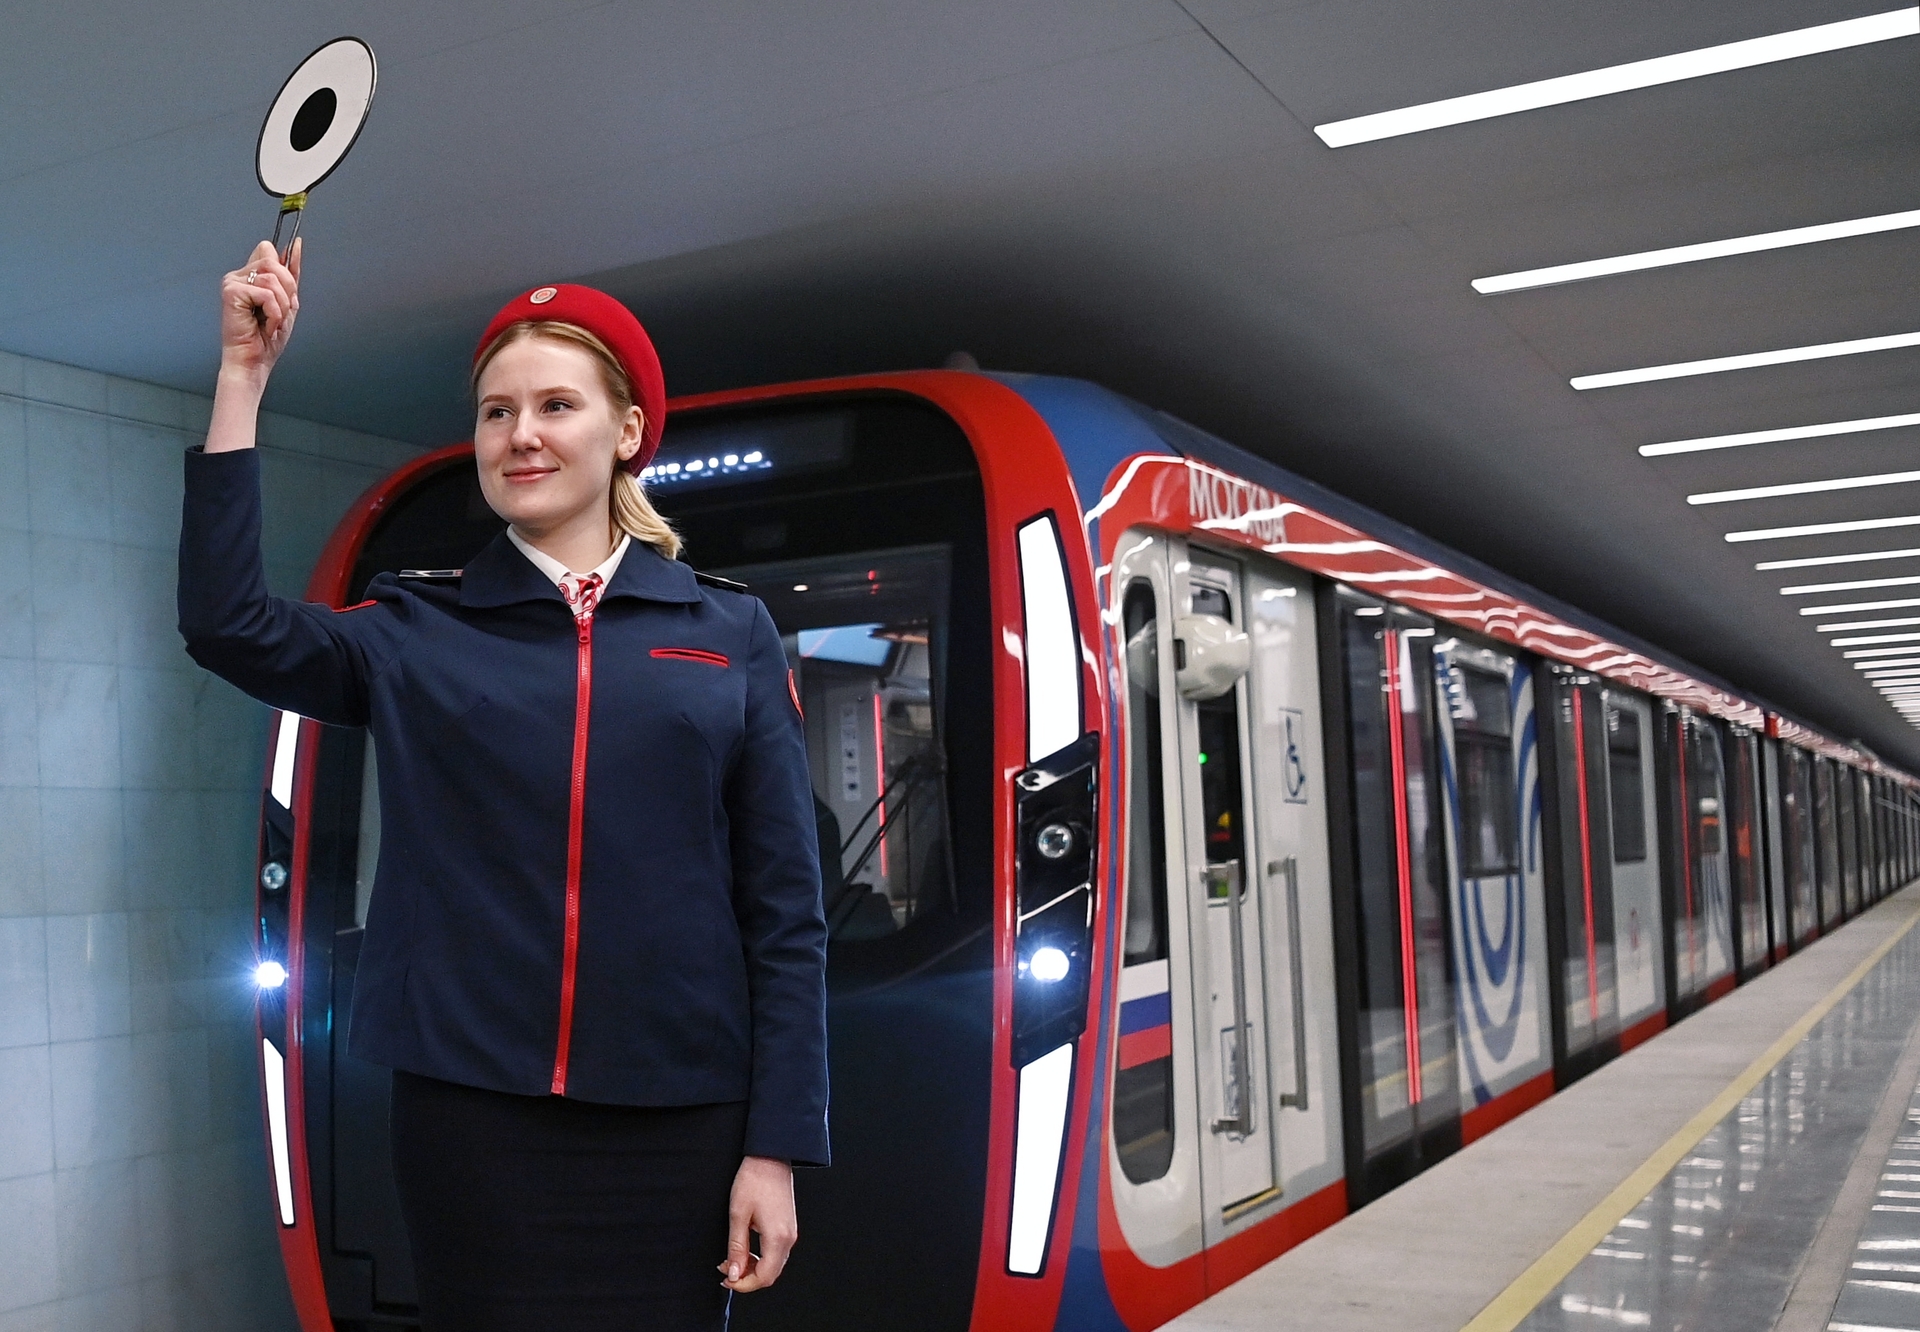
{"left": 248, "top": 370, "right": 1920, "bottom": 1332}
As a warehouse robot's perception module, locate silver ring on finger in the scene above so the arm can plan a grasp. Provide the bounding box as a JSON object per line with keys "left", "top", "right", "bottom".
{"left": 245, "top": 271, "right": 258, "bottom": 285}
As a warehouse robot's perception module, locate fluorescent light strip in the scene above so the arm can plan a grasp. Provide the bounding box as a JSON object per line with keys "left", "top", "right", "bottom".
{"left": 1729, "top": 515, "right": 1920, "bottom": 543}
{"left": 1843, "top": 647, "right": 1920, "bottom": 658}
{"left": 1818, "top": 616, "right": 1920, "bottom": 632}
{"left": 1313, "top": 9, "right": 1919, "bottom": 147}
{"left": 1799, "top": 597, "right": 1920, "bottom": 615}
{"left": 1574, "top": 331, "right": 1920, "bottom": 391}
{"left": 1838, "top": 634, "right": 1920, "bottom": 648}
{"left": 1855, "top": 658, "right": 1920, "bottom": 669}
{"left": 1484, "top": 213, "right": 1920, "bottom": 297}
{"left": 1864, "top": 671, "right": 1920, "bottom": 680}
{"left": 1781, "top": 574, "right": 1920, "bottom": 595}
{"left": 1690, "top": 468, "right": 1920, "bottom": 506}
{"left": 1758, "top": 546, "right": 1920, "bottom": 570}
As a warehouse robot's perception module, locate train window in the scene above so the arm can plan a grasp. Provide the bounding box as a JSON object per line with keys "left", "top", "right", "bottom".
{"left": 656, "top": 396, "right": 995, "bottom": 982}
{"left": 1449, "top": 663, "right": 1518, "bottom": 878}
{"left": 729, "top": 549, "right": 953, "bottom": 942}
{"left": 1121, "top": 582, "right": 1169, "bottom": 966}
{"left": 1114, "top": 580, "right": 1175, "bottom": 1185}
{"left": 1606, "top": 705, "right": 1647, "bottom": 864}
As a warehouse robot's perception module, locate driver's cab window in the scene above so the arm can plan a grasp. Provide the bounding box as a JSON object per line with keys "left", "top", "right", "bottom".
{"left": 731, "top": 547, "right": 953, "bottom": 941}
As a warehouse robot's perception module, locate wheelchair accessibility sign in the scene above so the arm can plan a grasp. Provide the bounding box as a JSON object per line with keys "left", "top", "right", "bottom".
{"left": 1280, "top": 707, "right": 1309, "bottom": 804}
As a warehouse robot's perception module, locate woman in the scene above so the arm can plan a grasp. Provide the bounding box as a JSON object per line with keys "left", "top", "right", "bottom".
{"left": 180, "top": 240, "right": 829, "bottom": 1331}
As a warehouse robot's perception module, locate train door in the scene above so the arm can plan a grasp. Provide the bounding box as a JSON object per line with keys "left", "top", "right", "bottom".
{"left": 1601, "top": 691, "right": 1665, "bottom": 1039}
{"left": 1759, "top": 738, "right": 1791, "bottom": 962}
{"left": 1237, "top": 557, "right": 1343, "bottom": 1225}
{"left": 1783, "top": 748, "right": 1821, "bottom": 943}
{"left": 1432, "top": 637, "right": 1550, "bottom": 1118}
{"left": 1815, "top": 760, "right": 1843, "bottom": 927}
{"left": 1726, "top": 727, "right": 1769, "bottom": 979}
{"left": 1108, "top": 548, "right": 1206, "bottom": 1269}
{"left": 1174, "top": 552, "right": 1282, "bottom": 1224}
{"left": 1837, "top": 770, "right": 1862, "bottom": 917}
{"left": 1670, "top": 711, "right": 1736, "bottom": 1008}
{"left": 1545, "top": 671, "right": 1619, "bottom": 1079}
{"left": 1326, "top": 588, "right": 1459, "bottom": 1202}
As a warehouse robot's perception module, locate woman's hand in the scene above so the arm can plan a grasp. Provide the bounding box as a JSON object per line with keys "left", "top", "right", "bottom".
{"left": 206, "top": 238, "right": 302, "bottom": 453}
{"left": 718, "top": 1155, "right": 797, "bottom": 1293}
{"left": 219, "top": 238, "right": 302, "bottom": 389}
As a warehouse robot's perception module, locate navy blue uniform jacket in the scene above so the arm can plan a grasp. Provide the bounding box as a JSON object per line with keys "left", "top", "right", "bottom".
{"left": 178, "top": 448, "right": 829, "bottom": 1166}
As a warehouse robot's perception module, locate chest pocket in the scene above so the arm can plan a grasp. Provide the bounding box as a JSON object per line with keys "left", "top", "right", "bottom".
{"left": 651, "top": 647, "right": 730, "bottom": 668}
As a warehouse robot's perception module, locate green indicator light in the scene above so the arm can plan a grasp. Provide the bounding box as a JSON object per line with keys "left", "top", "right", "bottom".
{"left": 1197, "top": 753, "right": 1208, "bottom": 764}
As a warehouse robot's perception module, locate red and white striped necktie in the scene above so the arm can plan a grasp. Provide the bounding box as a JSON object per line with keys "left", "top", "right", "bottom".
{"left": 558, "top": 572, "right": 604, "bottom": 625}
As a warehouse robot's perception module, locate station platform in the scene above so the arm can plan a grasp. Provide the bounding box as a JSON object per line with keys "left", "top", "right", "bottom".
{"left": 1166, "top": 882, "right": 1920, "bottom": 1332}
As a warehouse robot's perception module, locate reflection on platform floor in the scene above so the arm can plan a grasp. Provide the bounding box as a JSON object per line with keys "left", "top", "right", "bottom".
{"left": 1517, "top": 928, "right": 1920, "bottom": 1332}
{"left": 1828, "top": 1071, "right": 1920, "bottom": 1332}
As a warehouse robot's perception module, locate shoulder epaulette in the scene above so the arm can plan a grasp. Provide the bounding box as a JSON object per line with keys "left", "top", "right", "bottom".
{"left": 397, "top": 568, "right": 464, "bottom": 582}
{"left": 691, "top": 570, "right": 748, "bottom": 593}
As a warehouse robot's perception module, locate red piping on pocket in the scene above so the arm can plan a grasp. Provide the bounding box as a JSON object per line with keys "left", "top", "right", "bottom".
{"left": 333, "top": 600, "right": 377, "bottom": 613}
{"left": 650, "top": 647, "right": 730, "bottom": 668}
{"left": 788, "top": 668, "right": 803, "bottom": 717}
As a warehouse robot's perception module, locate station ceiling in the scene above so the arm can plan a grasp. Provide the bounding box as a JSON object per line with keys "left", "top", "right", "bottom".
{"left": 7, "top": 1, "right": 1919, "bottom": 767}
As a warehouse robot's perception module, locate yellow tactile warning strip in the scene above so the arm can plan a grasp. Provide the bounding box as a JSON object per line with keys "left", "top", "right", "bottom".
{"left": 1461, "top": 898, "right": 1920, "bottom": 1332}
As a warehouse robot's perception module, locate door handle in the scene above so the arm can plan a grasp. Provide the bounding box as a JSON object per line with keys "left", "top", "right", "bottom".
{"left": 1272, "top": 857, "right": 1309, "bottom": 1111}
{"left": 1207, "top": 860, "right": 1255, "bottom": 1137}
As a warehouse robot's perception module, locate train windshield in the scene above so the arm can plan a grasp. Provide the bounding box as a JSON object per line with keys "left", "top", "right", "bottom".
{"left": 343, "top": 395, "right": 993, "bottom": 987}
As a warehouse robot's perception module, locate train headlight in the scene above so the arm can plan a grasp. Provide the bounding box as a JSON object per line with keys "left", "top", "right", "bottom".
{"left": 260, "top": 860, "right": 289, "bottom": 893}
{"left": 1026, "top": 946, "right": 1070, "bottom": 982}
{"left": 255, "top": 960, "right": 289, "bottom": 990}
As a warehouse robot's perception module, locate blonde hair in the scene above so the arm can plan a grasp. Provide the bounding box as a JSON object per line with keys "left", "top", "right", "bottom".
{"left": 473, "top": 320, "right": 682, "bottom": 560}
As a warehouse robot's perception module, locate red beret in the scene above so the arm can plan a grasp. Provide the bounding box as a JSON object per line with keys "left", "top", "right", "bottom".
{"left": 474, "top": 284, "right": 665, "bottom": 473}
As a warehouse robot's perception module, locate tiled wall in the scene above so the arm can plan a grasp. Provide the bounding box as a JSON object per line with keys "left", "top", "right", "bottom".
{"left": 0, "top": 348, "right": 420, "bottom": 1331}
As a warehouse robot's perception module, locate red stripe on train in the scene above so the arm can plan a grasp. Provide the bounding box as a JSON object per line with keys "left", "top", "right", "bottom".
{"left": 1116, "top": 1026, "right": 1171, "bottom": 1070}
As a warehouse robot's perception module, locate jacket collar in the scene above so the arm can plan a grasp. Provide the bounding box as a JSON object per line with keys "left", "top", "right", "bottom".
{"left": 460, "top": 531, "right": 703, "bottom": 608}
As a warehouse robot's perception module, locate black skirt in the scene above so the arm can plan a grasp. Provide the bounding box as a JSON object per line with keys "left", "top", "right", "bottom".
{"left": 390, "top": 1071, "right": 748, "bottom": 1332}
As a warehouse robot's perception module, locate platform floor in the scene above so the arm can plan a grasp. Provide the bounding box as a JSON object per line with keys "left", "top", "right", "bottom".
{"left": 1164, "top": 882, "right": 1920, "bottom": 1332}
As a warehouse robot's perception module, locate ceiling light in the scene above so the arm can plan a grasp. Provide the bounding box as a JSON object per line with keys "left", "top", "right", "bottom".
{"left": 1797, "top": 589, "right": 1920, "bottom": 620}
{"left": 1757, "top": 546, "right": 1920, "bottom": 570}
{"left": 1817, "top": 616, "right": 1920, "bottom": 632}
{"left": 1843, "top": 646, "right": 1920, "bottom": 658}
{"left": 1313, "top": 8, "right": 1919, "bottom": 147}
{"left": 1729, "top": 515, "right": 1920, "bottom": 543}
{"left": 1854, "top": 657, "right": 1920, "bottom": 668}
{"left": 1482, "top": 213, "right": 1920, "bottom": 297}
{"left": 1799, "top": 597, "right": 1920, "bottom": 615}
{"left": 1689, "top": 468, "right": 1920, "bottom": 506}
{"left": 1863, "top": 669, "right": 1920, "bottom": 679}
{"left": 1573, "top": 331, "right": 1920, "bottom": 390}
{"left": 1780, "top": 574, "right": 1920, "bottom": 595}
{"left": 1833, "top": 632, "right": 1920, "bottom": 647}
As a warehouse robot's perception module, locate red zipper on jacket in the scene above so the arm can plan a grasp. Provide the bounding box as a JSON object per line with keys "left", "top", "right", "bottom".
{"left": 551, "top": 612, "right": 593, "bottom": 1095}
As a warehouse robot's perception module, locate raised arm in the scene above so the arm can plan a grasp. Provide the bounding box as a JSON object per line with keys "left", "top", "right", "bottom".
{"left": 178, "top": 239, "right": 400, "bottom": 726}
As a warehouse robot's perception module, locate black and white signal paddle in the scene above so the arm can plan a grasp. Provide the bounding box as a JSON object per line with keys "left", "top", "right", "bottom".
{"left": 256, "top": 37, "right": 378, "bottom": 260}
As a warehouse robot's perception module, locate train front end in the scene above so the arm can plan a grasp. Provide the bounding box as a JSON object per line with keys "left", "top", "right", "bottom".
{"left": 250, "top": 373, "right": 1111, "bottom": 1332}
